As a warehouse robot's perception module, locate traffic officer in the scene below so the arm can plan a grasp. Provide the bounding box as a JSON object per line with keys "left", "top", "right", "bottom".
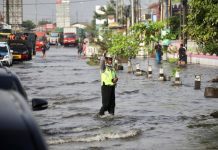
{"left": 99, "top": 53, "right": 118, "bottom": 116}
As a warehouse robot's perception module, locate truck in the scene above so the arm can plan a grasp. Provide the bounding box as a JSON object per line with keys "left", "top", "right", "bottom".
{"left": 49, "top": 32, "right": 63, "bottom": 45}
{"left": 63, "top": 27, "right": 78, "bottom": 47}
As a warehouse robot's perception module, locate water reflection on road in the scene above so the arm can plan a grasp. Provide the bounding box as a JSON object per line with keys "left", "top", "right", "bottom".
{"left": 11, "top": 47, "right": 218, "bottom": 150}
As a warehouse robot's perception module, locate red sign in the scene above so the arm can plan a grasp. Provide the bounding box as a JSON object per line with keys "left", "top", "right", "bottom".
{"left": 56, "top": 0, "right": 62, "bottom": 4}
{"left": 45, "top": 24, "right": 55, "bottom": 29}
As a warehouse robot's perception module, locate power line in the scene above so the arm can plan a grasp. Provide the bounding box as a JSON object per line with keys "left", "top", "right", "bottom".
{"left": 0, "top": 0, "right": 99, "bottom": 6}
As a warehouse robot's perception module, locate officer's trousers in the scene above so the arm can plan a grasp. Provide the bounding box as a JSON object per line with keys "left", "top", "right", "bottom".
{"left": 99, "top": 85, "right": 115, "bottom": 115}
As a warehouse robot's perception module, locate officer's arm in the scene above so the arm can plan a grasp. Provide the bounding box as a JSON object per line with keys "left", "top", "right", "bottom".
{"left": 100, "top": 56, "right": 106, "bottom": 72}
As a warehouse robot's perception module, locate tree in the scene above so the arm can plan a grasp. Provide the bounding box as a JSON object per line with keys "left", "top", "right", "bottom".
{"left": 168, "top": 16, "right": 180, "bottom": 39}
{"left": 22, "top": 20, "right": 36, "bottom": 31}
{"left": 38, "top": 20, "right": 51, "bottom": 26}
{"left": 186, "top": 0, "right": 218, "bottom": 43}
{"left": 107, "top": 32, "right": 140, "bottom": 58}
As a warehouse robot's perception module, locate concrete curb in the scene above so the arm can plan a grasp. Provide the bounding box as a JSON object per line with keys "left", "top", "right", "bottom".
{"left": 166, "top": 53, "right": 218, "bottom": 66}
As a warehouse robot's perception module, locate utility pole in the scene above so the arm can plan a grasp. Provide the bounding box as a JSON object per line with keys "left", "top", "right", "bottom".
{"left": 131, "top": 0, "right": 134, "bottom": 26}
{"left": 35, "top": 0, "right": 38, "bottom": 25}
{"left": 182, "top": 0, "right": 188, "bottom": 48}
{"left": 76, "top": 11, "right": 78, "bottom": 23}
{"left": 180, "top": 0, "right": 188, "bottom": 47}
{"left": 116, "top": 0, "right": 118, "bottom": 22}
{"left": 6, "top": 0, "right": 9, "bottom": 24}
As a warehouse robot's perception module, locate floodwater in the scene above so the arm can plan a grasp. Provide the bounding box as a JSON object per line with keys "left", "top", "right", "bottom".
{"left": 11, "top": 47, "right": 218, "bottom": 150}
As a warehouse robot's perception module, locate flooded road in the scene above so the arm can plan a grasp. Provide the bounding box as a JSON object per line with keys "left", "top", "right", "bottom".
{"left": 11, "top": 47, "right": 218, "bottom": 150}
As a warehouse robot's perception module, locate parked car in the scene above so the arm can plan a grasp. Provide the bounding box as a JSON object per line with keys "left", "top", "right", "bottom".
{"left": 0, "top": 42, "right": 13, "bottom": 66}
{"left": 8, "top": 40, "right": 30, "bottom": 61}
{"left": 0, "top": 66, "right": 48, "bottom": 111}
{"left": 0, "top": 90, "right": 48, "bottom": 150}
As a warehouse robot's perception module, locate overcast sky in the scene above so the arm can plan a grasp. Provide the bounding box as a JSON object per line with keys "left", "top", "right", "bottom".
{"left": 0, "top": 0, "right": 157, "bottom": 24}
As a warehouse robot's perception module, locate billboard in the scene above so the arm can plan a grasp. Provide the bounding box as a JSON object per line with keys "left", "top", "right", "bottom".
{"left": 56, "top": 0, "right": 70, "bottom": 27}
{"left": 56, "top": 0, "right": 62, "bottom": 4}
{"left": 3, "top": 0, "right": 23, "bottom": 25}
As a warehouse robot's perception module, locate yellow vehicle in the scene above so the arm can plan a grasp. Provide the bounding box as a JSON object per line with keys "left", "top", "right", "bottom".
{"left": 0, "top": 32, "right": 10, "bottom": 41}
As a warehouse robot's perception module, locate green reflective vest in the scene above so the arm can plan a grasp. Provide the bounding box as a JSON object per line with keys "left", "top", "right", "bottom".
{"left": 101, "top": 66, "right": 116, "bottom": 86}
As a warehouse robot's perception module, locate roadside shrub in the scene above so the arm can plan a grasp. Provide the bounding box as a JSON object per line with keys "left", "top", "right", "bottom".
{"left": 203, "top": 42, "right": 218, "bottom": 55}
{"left": 87, "top": 54, "right": 99, "bottom": 66}
{"left": 168, "top": 58, "right": 178, "bottom": 64}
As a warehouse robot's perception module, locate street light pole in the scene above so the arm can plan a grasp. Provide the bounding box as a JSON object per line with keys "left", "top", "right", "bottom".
{"left": 131, "top": 0, "right": 134, "bottom": 26}
{"left": 116, "top": 0, "right": 118, "bottom": 22}
{"left": 182, "top": 0, "right": 188, "bottom": 48}
{"left": 35, "top": 0, "right": 38, "bottom": 25}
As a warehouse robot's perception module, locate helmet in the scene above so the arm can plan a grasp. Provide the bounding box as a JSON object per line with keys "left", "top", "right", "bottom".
{"left": 105, "top": 53, "right": 112, "bottom": 58}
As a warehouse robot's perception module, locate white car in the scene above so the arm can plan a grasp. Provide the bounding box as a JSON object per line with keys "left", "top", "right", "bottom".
{"left": 0, "top": 42, "right": 13, "bottom": 66}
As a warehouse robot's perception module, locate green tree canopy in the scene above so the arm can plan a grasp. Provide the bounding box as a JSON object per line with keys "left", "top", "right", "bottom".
{"left": 186, "top": 0, "right": 218, "bottom": 43}
{"left": 38, "top": 20, "right": 52, "bottom": 26}
{"left": 107, "top": 32, "right": 140, "bottom": 58}
{"left": 22, "top": 20, "right": 36, "bottom": 31}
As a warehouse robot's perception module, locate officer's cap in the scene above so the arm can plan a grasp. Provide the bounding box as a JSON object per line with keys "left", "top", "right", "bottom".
{"left": 105, "top": 53, "right": 112, "bottom": 59}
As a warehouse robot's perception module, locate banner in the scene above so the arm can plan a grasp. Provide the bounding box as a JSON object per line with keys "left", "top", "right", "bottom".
{"left": 56, "top": 0, "right": 62, "bottom": 4}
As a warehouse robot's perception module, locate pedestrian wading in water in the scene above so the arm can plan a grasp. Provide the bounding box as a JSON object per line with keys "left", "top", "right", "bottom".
{"left": 42, "top": 44, "right": 47, "bottom": 59}
{"left": 99, "top": 53, "right": 118, "bottom": 116}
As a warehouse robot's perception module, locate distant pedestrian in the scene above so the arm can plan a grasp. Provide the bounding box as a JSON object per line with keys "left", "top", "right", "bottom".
{"left": 42, "top": 44, "right": 47, "bottom": 59}
{"left": 155, "top": 42, "right": 163, "bottom": 64}
{"left": 82, "top": 41, "right": 87, "bottom": 56}
{"left": 178, "top": 44, "right": 187, "bottom": 65}
{"left": 55, "top": 39, "right": 59, "bottom": 48}
{"left": 98, "top": 53, "right": 118, "bottom": 117}
{"left": 77, "top": 42, "right": 83, "bottom": 56}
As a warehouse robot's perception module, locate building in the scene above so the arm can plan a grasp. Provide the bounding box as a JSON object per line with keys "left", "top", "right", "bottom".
{"left": 160, "top": 0, "right": 172, "bottom": 21}
{"left": 56, "top": 0, "right": 70, "bottom": 28}
{"left": 148, "top": 3, "right": 160, "bottom": 21}
{"left": 3, "top": 0, "right": 23, "bottom": 31}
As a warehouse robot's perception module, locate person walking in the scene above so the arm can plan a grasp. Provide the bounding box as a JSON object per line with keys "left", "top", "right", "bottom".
{"left": 42, "top": 44, "right": 47, "bottom": 59}
{"left": 178, "top": 44, "right": 187, "bottom": 65}
{"left": 99, "top": 53, "right": 118, "bottom": 116}
{"left": 155, "top": 42, "right": 163, "bottom": 64}
{"left": 55, "top": 39, "right": 59, "bottom": 49}
{"left": 77, "top": 42, "right": 83, "bottom": 56}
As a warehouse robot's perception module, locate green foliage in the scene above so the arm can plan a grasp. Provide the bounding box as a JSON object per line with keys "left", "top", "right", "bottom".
{"left": 167, "top": 16, "right": 180, "bottom": 39}
{"left": 99, "top": 30, "right": 113, "bottom": 51}
{"left": 186, "top": 0, "right": 218, "bottom": 43}
{"left": 131, "top": 21, "right": 165, "bottom": 45}
{"left": 22, "top": 20, "right": 36, "bottom": 31}
{"left": 171, "top": 67, "right": 181, "bottom": 77}
{"left": 203, "top": 42, "right": 218, "bottom": 55}
{"left": 130, "top": 21, "right": 167, "bottom": 56}
{"left": 98, "top": 21, "right": 177, "bottom": 60}
{"left": 168, "top": 58, "right": 179, "bottom": 64}
{"left": 87, "top": 54, "right": 100, "bottom": 66}
{"left": 107, "top": 33, "right": 140, "bottom": 58}
{"left": 38, "top": 20, "right": 51, "bottom": 26}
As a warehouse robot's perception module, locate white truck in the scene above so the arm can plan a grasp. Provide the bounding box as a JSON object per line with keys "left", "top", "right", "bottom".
{"left": 63, "top": 27, "right": 77, "bottom": 34}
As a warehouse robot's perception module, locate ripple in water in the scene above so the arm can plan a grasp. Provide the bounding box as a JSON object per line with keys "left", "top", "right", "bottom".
{"left": 47, "top": 129, "right": 141, "bottom": 145}
{"left": 119, "top": 90, "right": 140, "bottom": 95}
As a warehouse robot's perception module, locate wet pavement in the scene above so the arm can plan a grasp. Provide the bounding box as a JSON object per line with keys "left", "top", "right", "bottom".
{"left": 11, "top": 47, "right": 218, "bottom": 150}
